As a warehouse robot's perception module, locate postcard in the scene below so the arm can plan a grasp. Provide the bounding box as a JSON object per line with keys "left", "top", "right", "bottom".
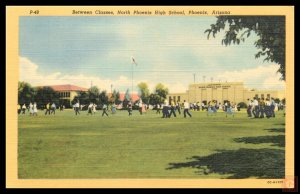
{"left": 6, "top": 6, "right": 295, "bottom": 189}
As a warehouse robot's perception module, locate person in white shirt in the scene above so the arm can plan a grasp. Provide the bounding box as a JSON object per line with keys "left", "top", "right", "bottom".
{"left": 87, "top": 102, "right": 93, "bottom": 115}
{"left": 138, "top": 99, "right": 143, "bottom": 115}
{"left": 270, "top": 97, "right": 276, "bottom": 117}
{"left": 156, "top": 103, "right": 161, "bottom": 114}
{"left": 33, "top": 102, "right": 38, "bottom": 116}
{"left": 22, "top": 103, "right": 27, "bottom": 114}
{"left": 80, "top": 104, "right": 85, "bottom": 111}
{"left": 162, "top": 99, "right": 169, "bottom": 118}
{"left": 74, "top": 102, "right": 80, "bottom": 115}
{"left": 274, "top": 102, "right": 278, "bottom": 112}
{"left": 29, "top": 102, "right": 33, "bottom": 116}
{"left": 51, "top": 103, "right": 56, "bottom": 115}
{"left": 93, "top": 103, "right": 97, "bottom": 115}
{"left": 265, "top": 98, "right": 271, "bottom": 118}
{"left": 183, "top": 100, "right": 192, "bottom": 118}
{"left": 252, "top": 97, "right": 259, "bottom": 118}
{"left": 102, "top": 103, "right": 109, "bottom": 116}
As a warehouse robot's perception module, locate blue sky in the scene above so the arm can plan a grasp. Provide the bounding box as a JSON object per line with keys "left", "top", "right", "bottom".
{"left": 19, "top": 16, "right": 285, "bottom": 93}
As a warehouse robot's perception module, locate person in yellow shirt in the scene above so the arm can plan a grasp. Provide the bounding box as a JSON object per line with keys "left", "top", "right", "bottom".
{"left": 17, "top": 104, "right": 21, "bottom": 114}
{"left": 169, "top": 99, "right": 177, "bottom": 118}
{"left": 259, "top": 98, "right": 265, "bottom": 118}
{"left": 45, "top": 102, "right": 51, "bottom": 115}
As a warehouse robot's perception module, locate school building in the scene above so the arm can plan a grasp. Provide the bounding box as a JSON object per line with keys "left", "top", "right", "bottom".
{"left": 49, "top": 84, "right": 88, "bottom": 107}
{"left": 46, "top": 84, "right": 141, "bottom": 107}
{"left": 167, "top": 82, "right": 285, "bottom": 105}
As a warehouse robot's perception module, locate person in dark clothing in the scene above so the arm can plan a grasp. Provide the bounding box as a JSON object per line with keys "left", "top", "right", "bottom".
{"left": 183, "top": 100, "right": 192, "bottom": 118}
{"left": 128, "top": 102, "right": 133, "bottom": 116}
{"left": 176, "top": 101, "right": 181, "bottom": 115}
{"left": 169, "top": 99, "right": 177, "bottom": 118}
{"left": 162, "top": 100, "right": 169, "bottom": 118}
{"left": 102, "top": 104, "right": 109, "bottom": 116}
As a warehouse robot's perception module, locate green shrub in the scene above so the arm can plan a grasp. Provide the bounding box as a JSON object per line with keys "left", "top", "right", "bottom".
{"left": 238, "top": 102, "right": 247, "bottom": 108}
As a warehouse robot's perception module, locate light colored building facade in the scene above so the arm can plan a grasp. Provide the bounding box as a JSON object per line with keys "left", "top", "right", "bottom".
{"left": 167, "top": 82, "right": 285, "bottom": 104}
{"left": 49, "top": 84, "right": 88, "bottom": 106}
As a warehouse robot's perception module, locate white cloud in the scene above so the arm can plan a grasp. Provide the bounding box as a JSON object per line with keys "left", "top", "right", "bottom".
{"left": 20, "top": 56, "right": 137, "bottom": 92}
{"left": 215, "top": 64, "right": 285, "bottom": 90}
{"left": 166, "top": 82, "right": 188, "bottom": 93}
{"left": 20, "top": 56, "right": 285, "bottom": 96}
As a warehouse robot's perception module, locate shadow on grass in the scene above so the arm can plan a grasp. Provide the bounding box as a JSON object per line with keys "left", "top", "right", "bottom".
{"left": 265, "top": 128, "right": 285, "bottom": 133}
{"left": 167, "top": 127, "right": 285, "bottom": 178}
{"left": 166, "top": 148, "right": 284, "bottom": 178}
{"left": 234, "top": 135, "right": 285, "bottom": 147}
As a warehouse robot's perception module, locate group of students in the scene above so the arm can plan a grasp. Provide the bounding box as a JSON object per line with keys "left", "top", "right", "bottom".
{"left": 18, "top": 102, "right": 65, "bottom": 116}
{"left": 247, "top": 97, "right": 278, "bottom": 118}
{"left": 17, "top": 102, "right": 38, "bottom": 116}
{"left": 44, "top": 102, "right": 58, "bottom": 115}
{"left": 73, "top": 101, "right": 112, "bottom": 117}
{"left": 189, "top": 100, "right": 238, "bottom": 113}
{"left": 155, "top": 99, "right": 192, "bottom": 118}
{"left": 19, "top": 97, "right": 284, "bottom": 119}
{"left": 156, "top": 99, "right": 237, "bottom": 118}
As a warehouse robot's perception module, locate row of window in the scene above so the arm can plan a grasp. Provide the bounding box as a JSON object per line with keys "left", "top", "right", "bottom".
{"left": 59, "top": 92, "right": 70, "bottom": 98}
{"left": 170, "top": 94, "right": 272, "bottom": 102}
{"left": 255, "top": 94, "right": 271, "bottom": 99}
{"left": 169, "top": 96, "right": 181, "bottom": 102}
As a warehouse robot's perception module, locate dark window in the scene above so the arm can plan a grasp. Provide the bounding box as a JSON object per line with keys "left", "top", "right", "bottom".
{"left": 178, "top": 96, "right": 181, "bottom": 102}
{"left": 267, "top": 94, "right": 270, "bottom": 99}
{"left": 255, "top": 94, "right": 258, "bottom": 98}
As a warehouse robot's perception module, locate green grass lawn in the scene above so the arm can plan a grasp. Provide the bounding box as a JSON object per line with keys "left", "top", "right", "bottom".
{"left": 18, "top": 109, "right": 285, "bottom": 179}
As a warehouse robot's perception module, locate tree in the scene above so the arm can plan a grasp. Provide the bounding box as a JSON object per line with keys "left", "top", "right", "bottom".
{"left": 237, "top": 102, "right": 247, "bottom": 109}
{"left": 18, "top": 81, "right": 35, "bottom": 104}
{"left": 149, "top": 93, "right": 161, "bottom": 105}
{"left": 137, "top": 82, "right": 150, "bottom": 103}
{"left": 99, "top": 90, "right": 109, "bottom": 105}
{"left": 205, "top": 16, "right": 285, "bottom": 80}
{"left": 111, "top": 89, "right": 121, "bottom": 104}
{"left": 72, "top": 86, "right": 100, "bottom": 106}
{"left": 281, "top": 98, "right": 286, "bottom": 105}
{"left": 35, "top": 87, "right": 60, "bottom": 108}
{"left": 122, "top": 89, "right": 131, "bottom": 108}
{"left": 72, "top": 91, "right": 89, "bottom": 105}
{"left": 154, "top": 83, "right": 169, "bottom": 102}
{"left": 88, "top": 86, "right": 100, "bottom": 104}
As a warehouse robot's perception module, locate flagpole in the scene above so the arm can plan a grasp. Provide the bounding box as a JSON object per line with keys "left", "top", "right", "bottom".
{"left": 131, "top": 62, "right": 133, "bottom": 102}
